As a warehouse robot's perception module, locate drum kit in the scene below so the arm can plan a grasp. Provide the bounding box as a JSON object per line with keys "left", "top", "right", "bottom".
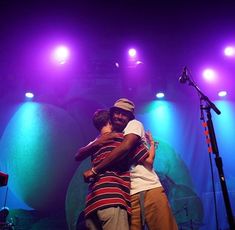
{"left": 0, "top": 171, "right": 14, "bottom": 230}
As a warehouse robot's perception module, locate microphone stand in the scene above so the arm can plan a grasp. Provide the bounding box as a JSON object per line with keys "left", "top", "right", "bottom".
{"left": 182, "top": 69, "right": 235, "bottom": 230}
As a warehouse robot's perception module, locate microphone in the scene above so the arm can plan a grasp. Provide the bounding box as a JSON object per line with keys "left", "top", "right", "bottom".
{"left": 179, "top": 66, "right": 188, "bottom": 84}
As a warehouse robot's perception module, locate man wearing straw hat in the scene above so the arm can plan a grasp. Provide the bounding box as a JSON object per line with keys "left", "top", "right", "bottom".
{"left": 83, "top": 98, "right": 177, "bottom": 230}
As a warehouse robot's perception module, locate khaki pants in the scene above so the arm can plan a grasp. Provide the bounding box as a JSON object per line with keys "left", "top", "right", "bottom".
{"left": 130, "top": 187, "right": 178, "bottom": 230}
{"left": 86, "top": 206, "right": 129, "bottom": 230}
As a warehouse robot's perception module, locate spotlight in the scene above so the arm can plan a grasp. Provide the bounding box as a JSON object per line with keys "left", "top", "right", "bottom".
{"left": 156, "top": 92, "right": 165, "bottom": 99}
{"left": 202, "top": 68, "right": 217, "bottom": 83}
{"left": 218, "top": 90, "right": 227, "bottom": 97}
{"left": 25, "top": 92, "right": 34, "bottom": 99}
{"left": 53, "top": 46, "right": 70, "bottom": 64}
{"left": 115, "top": 62, "right": 119, "bottom": 68}
{"left": 136, "top": 60, "right": 143, "bottom": 65}
{"left": 224, "top": 46, "right": 235, "bottom": 57}
{"left": 128, "top": 48, "right": 137, "bottom": 58}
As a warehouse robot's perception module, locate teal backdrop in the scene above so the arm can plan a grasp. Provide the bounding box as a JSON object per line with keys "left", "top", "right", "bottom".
{"left": 0, "top": 98, "right": 235, "bottom": 230}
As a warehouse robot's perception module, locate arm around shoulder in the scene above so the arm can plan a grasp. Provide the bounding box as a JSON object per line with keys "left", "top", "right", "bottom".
{"left": 75, "top": 132, "right": 119, "bottom": 161}
{"left": 94, "top": 133, "right": 140, "bottom": 173}
{"left": 74, "top": 139, "right": 100, "bottom": 161}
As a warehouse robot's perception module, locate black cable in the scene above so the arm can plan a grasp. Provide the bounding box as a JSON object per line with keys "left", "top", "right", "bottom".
{"left": 3, "top": 186, "right": 9, "bottom": 207}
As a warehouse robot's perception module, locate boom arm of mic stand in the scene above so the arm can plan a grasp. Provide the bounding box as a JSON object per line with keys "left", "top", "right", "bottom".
{"left": 186, "top": 78, "right": 221, "bottom": 115}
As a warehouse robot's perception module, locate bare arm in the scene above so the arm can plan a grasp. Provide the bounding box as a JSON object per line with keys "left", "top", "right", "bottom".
{"left": 93, "top": 133, "right": 140, "bottom": 173}
{"left": 143, "top": 131, "right": 158, "bottom": 170}
{"left": 83, "top": 133, "right": 142, "bottom": 183}
{"left": 74, "top": 133, "right": 118, "bottom": 161}
{"left": 74, "top": 140, "right": 99, "bottom": 161}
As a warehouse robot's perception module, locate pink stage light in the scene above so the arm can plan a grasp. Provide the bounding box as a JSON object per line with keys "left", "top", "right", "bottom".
{"left": 53, "top": 46, "right": 70, "bottom": 64}
{"left": 202, "top": 68, "right": 217, "bottom": 83}
{"left": 136, "top": 60, "right": 143, "bottom": 65}
{"left": 128, "top": 48, "right": 137, "bottom": 58}
{"left": 224, "top": 46, "right": 235, "bottom": 57}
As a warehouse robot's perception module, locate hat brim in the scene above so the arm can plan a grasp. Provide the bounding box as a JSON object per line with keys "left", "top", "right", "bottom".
{"left": 110, "top": 106, "right": 135, "bottom": 119}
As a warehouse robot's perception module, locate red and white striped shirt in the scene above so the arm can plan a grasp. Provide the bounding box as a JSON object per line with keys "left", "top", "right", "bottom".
{"left": 85, "top": 133, "right": 148, "bottom": 217}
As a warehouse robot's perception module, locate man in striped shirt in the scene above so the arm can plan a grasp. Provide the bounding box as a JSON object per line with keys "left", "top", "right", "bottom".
{"left": 75, "top": 109, "right": 149, "bottom": 230}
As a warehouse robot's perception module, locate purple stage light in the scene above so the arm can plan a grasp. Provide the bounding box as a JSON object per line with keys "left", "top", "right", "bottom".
{"left": 202, "top": 68, "right": 217, "bottom": 83}
{"left": 218, "top": 91, "right": 227, "bottom": 97}
{"left": 224, "top": 46, "right": 235, "bottom": 57}
{"left": 25, "top": 92, "right": 34, "bottom": 99}
{"left": 128, "top": 48, "right": 137, "bottom": 58}
{"left": 136, "top": 60, "right": 143, "bottom": 65}
{"left": 53, "top": 46, "right": 70, "bottom": 64}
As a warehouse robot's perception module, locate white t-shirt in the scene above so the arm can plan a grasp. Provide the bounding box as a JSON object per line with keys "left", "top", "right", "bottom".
{"left": 124, "top": 119, "right": 162, "bottom": 195}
